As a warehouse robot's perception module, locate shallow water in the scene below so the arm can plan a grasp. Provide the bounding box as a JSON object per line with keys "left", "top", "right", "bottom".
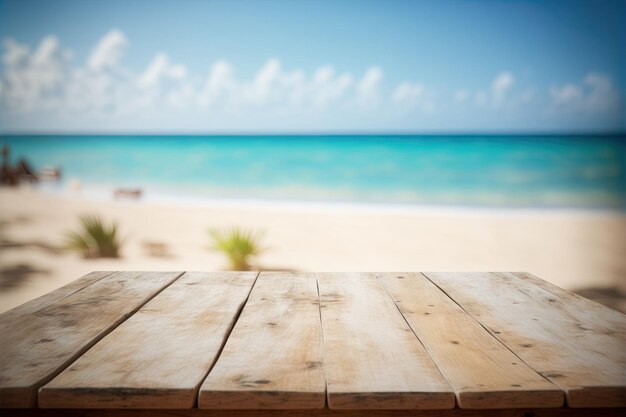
{"left": 2, "top": 134, "right": 625, "bottom": 210}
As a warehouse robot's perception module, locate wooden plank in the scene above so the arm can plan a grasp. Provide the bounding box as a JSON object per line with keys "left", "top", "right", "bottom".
{"left": 424, "top": 272, "right": 626, "bottom": 408}
{"left": 3, "top": 407, "right": 626, "bottom": 417}
{"left": 0, "top": 271, "right": 113, "bottom": 331}
{"left": 376, "top": 272, "right": 564, "bottom": 409}
{"left": 317, "top": 272, "right": 454, "bottom": 410}
{"left": 0, "top": 271, "right": 183, "bottom": 408}
{"left": 39, "top": 271, "right": 258, "bottom": 409}
{"left": 199, "top": 272, "right": 325, "bottom": 409}
{"left": 511, "top": 272, "right": 626, "bottom": 332}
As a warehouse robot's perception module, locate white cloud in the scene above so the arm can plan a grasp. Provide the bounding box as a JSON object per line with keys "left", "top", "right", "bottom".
{"left": 0, "top": 36, "right": 71, "bottom": 111}
{"left": 2, "top": 38, "right": 29, "bottom": 67}
{"left": 2, "top": 30, "right": 621, "bottom": 132}
{"left": 30, "top": 36, "right": 69, "bottom": 91}
{"left": 244, "top": 58, "right": 316, "bottom": 108}
{"left": 245, "top": 58, "right": 281, "bottom": 104}
{"left": 491, "top": 72, "right": 514, "bottom": 106}
{"left": 198, "top": 59, "right": 354, "bottom": 111}
{"left": 0, "top": 33, "right": 394, "bottom": 126}
{"left": 549, "top": 73, "right": 620, "bottom": 113}
{"left": 310, "top": 66, "right": 353, "bottom": 108}
{"left": 356, "top": 66, "right": 383, "bottom": 108}
{"left": 87, "top": 29, "right": 127, "bottom": 71}
{"left": 391, "top": 81, "right": 433, "bottom": 113}
{"left": 0, "top": 31, "right": 144, "bottom": 117}
{"left": 550, "top": 84, "right": 582, "bottom": 107}
{"left": 392, "top": 82, "right": 423, "bottom": 103}
{"left": 133, "top": 53, "right": 189, "bottom": 112}
{"left": 198, "top": 60, "right": 236, "bottom": 106}
{"left": 138, "top": 53, "right": 187, "bottom": 89}
{"left": 458, "top": 72, "right": 516, "bottom": 109}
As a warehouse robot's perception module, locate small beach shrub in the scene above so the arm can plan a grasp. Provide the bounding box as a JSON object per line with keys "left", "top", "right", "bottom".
{"left": 208, "top": 227, "right": 264, "bottom": 271}
{"left": 66, "top": 215, "right": 121, "bottom": 258}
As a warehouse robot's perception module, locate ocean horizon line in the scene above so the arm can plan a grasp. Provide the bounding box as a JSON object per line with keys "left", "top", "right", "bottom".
{"left": 1, "top": 131, "right": 625, "bottom": 138}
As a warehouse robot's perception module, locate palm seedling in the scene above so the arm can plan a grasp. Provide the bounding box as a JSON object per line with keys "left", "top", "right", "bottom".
{"left": 208, "top": 226, "right": 264, "bottom": 271}
{"left": 66, "top": 215, "right": 121, "bottom": 258}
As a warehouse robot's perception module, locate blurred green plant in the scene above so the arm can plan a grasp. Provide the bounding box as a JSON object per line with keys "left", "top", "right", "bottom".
{"left": 208, "top": 226, "right": 264, "bottom": 270}
{"left": 66, "top": 215, "right": 121, "bottom": 258}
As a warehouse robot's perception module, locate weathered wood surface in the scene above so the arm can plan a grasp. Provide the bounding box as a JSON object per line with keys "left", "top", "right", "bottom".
{"left": 1, "top": 270, "right": 625, "bottom": 413}
{"left": 2, "top": 406, "right": 626, "bottom": 417}
{"left": 0, "top": 271, "right": 183, "bottom": 408}
{"left": 317, "top": 272, "right": 455, "bottom": 410}
{"left": 0, "top": 271, "right": 113, "bottom": 331}
{"left": 39, "top": 272, "right": 258, "bottom": 409}
{"left": 376, "top": 272, "right": 563, "bottom": 409}
{"left": 423, "top": 272, "right": 626, "bottom": 408}
{"left": 199, "top": 272, "right": 324, "bottom": 409}
{"left": 511, "top": 272, "right": 626, "bottom": 333}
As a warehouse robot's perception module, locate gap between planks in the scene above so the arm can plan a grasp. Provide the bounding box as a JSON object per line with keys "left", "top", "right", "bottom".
{"left": 375, "top": 272, "right": 563, "bottom": 409}
{"left": 191, "top": 272, "right": 261, "bottom": 407}
{"left": 315, "top": 275, "right": 329, "bottom": 410}
{"left": 419, "top": 271, "right": 555, "bottom": 383}
{"left": 38, "top": 272, "right": 260, "bottom": 409}
{"left": 317, "top": 272, "right": 455, "bottom": 410}
{"left": 0, "top": 271, "right": 115, "bottom": 331}
{"left": 0, "top": 271, "right": 186, "bottom": 408}
{"left": 422, "top": 272, "right": 626, "bottom": 408}
{"left": 198, "top": 272, "right": 325, "bottom": 409}
{"left": 4, "top": 271, "right": 623, "bottom": 411}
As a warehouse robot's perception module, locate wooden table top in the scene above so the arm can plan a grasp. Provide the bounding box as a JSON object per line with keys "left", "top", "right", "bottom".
{"left": 0, "top": 271, "right": 624, "bottom": 416}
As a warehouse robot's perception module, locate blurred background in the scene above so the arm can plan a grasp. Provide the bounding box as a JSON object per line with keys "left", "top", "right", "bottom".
{"left": 0, "top": 0, "right": 624, "bottom": 312}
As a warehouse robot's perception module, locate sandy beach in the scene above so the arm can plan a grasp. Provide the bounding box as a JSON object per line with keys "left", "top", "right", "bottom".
{"left": 1, "top": 187, "right": 625, "bottom": 313}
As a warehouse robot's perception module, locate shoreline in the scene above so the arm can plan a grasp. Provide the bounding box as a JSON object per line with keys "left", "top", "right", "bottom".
{"left": 20, "top": 183, "right": 626, "bottom": 217}
{"left": 1, "top": 187, "right": 625, "bottom": 314}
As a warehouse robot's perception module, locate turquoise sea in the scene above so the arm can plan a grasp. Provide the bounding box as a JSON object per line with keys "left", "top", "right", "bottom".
{"left": 2, "top": 135, "right": 625, "bottom": 210}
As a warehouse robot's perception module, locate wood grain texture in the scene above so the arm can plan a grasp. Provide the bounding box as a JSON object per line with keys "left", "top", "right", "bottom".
{"left": 0, "top": 271, "right": 183, "bottom": 408}
{"left": 39, "top": 272, "right": 259, "bottom": 409}
{"left": 317, "top": 272, "right": 454, "bottom": 410}
{"left": 423, "top": 272, "right": 626, "bottom": 408}
{"left": 199, "top": 272, "right": 325, "bottom": 410}
{"left": 0, "top": 271, "right": 113, "bottom": 331}
{"left": 376, "top": 272, "right": 563, "bottom": 409}
{"left": 2, "top": 407, "right": 626, "bottom": 417}
{"left": 511, "top": 272, "right": 626, "bottom": 332}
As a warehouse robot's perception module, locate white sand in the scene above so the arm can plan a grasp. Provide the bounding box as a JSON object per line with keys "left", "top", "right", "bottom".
{"left": 1, "top": 187, "right": 625, "bottom": 313}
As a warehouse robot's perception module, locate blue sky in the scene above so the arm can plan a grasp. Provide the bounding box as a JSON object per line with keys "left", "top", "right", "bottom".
{"left": 0, "top": 0, "right": 624, "bottom": 133}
